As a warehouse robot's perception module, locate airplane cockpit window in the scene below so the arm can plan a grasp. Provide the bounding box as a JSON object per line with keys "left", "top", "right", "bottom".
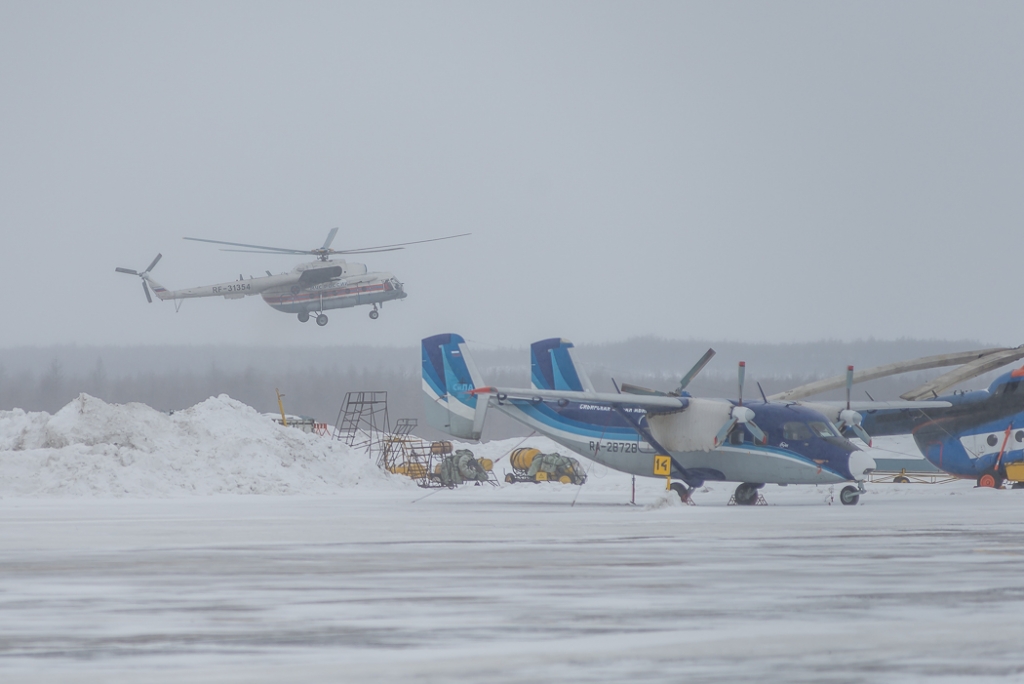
{"left": 783, "top": 422, "right": 813, "bottom": 441}
{"left": 809, "top": 421, "right": 838, "bottom": 439}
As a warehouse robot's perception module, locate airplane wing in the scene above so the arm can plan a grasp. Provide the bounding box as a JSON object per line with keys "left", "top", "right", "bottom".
{"left": 768, "top": 347, "right": 1020, "bottom": 401}
{"left": 470, "top": 386, "right": 688, "bottom": 410}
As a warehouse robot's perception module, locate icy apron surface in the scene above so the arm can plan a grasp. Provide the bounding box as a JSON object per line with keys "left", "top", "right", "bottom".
{"left": 1, "top": 482, "right": 1022, "bottom": 684}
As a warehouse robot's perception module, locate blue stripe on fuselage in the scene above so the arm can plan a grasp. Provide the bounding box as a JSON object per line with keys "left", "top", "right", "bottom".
{"left": 507, "top": 399, "right": 646, "bottom": 440}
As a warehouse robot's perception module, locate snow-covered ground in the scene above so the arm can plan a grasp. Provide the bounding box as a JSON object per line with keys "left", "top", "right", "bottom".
{"left": 0, "top": 394, "right": 400, "bottom": 496}
{"left": 2, "top": 397, "right": 1023, "bottom": 682}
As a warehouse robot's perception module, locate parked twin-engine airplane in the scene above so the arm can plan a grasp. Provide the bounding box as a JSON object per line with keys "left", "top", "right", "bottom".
{"left": 774, "top": 345, "right": 1024, "bottom": 489}
{"left": 422, "top": 334, "right": 952, "bottom": 506}
{"left": 116, "top": 229, "right": 468, "bottom": 326}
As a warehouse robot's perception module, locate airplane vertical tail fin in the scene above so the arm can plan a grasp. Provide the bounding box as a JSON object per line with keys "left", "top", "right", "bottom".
{"left": 422, "top": 333, "right": 490, "bottom": 440}
{"left": 530, "top": 338, "right": 595, "bottom": 392}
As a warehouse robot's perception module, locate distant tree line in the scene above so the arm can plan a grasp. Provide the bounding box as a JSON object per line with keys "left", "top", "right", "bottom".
{"left": 0, "top": 337, "right": 1006, "bottom": 440}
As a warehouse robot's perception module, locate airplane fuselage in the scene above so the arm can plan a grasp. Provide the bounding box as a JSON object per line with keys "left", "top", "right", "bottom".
{"left": 492, "top": 397, "right": 864, "bottom": 486}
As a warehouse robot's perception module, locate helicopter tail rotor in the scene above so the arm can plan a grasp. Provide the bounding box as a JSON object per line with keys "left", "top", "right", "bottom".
{"left": 115, "top": 254, "right": 162, "bottom": 304}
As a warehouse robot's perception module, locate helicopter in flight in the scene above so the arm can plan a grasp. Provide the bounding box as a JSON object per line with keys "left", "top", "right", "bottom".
{"left": 115, "top": 229, "right": 469, "bottom": 326}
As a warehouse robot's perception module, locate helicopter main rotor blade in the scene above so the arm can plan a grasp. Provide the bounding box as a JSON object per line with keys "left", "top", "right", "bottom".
{"left": 329, "top": 247, "right": 406, "bottom": 255}
{"left": 322, "top": 227, "right": 339, "bottom": 250}
{"left": 115, "top": 267, "right": 138, "bottom": 275}
{"left": 183, "top": 237, "right": 309, "bottom": 254}
{"left": 333, "top": 232, "right": 471, "bottom": 254}
{"left": 218, "top": 249, "right": 315, "bottom": 254}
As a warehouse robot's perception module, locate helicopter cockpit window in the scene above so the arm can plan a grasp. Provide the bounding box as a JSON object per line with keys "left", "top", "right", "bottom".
{"left": 783, "top": 422, "right": 813, "bottom": 441}
{"left": 809, "top": 421, "right": 839, "bottom": 439}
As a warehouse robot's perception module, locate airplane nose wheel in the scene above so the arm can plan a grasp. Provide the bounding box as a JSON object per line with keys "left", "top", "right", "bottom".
{"left": 733, "top": 482, "right": 763, "bottom": 506}
{"left": 840, "top": 485, "right": 861, "bottom": 506}
{"left": 316, "top": 314, "right": 328, "bottom": 326}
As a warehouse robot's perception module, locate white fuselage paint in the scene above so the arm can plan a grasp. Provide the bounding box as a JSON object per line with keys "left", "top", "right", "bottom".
{"left": 143, "top": 259, "right": 407, "bottom": 314}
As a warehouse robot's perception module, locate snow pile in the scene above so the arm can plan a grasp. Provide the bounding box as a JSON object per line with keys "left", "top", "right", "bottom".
{"left": 0, "top": 394, "right": 406, "bottom": 497}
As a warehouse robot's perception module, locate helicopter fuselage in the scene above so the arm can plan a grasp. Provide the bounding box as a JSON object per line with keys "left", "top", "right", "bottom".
{"left": 260, "top": 271, "right": 406, "bottom": 314}
{"left": 137, "top": 257, "right": 406, "bottom": 323}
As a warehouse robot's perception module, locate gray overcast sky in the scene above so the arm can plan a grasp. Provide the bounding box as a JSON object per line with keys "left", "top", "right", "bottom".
{"left": 1, "top": 1, "right": 1021, "bottom": 349}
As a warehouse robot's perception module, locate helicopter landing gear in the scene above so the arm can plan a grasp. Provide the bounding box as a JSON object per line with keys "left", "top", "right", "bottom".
{"left": 369, "top": 304, "right": 379, "bottom": 320}
{"left": 298, "top": 311, "right": 309, "bottom": 323}
{"left": 976, "top": 469, "right": 1004, "bottom": 489}
{"left": 316, "top": 314, "right": 328, "bottom": 326}
{"left": 733, "top": 482, "right": 763, "bottom": 506}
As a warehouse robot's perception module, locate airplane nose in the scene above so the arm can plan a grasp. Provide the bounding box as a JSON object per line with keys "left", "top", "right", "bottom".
{"left": 848, "top": 450, "right": 876, "bottom": 481}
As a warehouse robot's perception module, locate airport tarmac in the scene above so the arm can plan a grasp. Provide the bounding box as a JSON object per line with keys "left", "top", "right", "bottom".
{"left": 1, "top": 479, "right": 1023, "bottom": 683}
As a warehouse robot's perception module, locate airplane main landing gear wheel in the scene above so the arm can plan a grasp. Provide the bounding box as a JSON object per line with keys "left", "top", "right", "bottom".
{"left": 298, "top": 312, "right": 309, "bottom": 323}
{"left": 977, "top": 469, "right": 1004, "bottom": 489}
{"left": 369, "top": 309, "right": 379, "bottom": 320}
{"left": 840, "top": 485, "right": 860, "bottom": 506}
{"left": 734, "top": 482, "right": 761, "bottom": 506}
{"left": 316, "top": 314, "right": 328, "bottom": 327}
{"left": 893, "top": 475, "right": 910, "bottom": 483}
{"left": 669, "top": 482, "right": 691, "bottom": 504}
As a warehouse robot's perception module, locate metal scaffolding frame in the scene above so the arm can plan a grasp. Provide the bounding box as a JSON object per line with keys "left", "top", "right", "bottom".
{"left": 334, "top": 391, "right": 390, "bottom": 462}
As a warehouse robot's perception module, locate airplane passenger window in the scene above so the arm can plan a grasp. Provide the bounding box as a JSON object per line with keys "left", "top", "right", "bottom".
{"left": 783, "top": 422, "right": 813, "bottom": 441}
{"left": 809, "top": 422, "right": 836, "bottom": 438}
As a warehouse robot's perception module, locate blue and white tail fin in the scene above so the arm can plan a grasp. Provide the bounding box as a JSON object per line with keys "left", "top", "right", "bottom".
{"left": 530, "top": 338, "right": 595, "bottom": 392}
{"left": 422, "top": 334, "right": 490, "bottom": 440}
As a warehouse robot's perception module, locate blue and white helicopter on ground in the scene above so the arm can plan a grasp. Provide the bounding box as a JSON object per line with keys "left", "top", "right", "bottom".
{"left": 421, "top": 334, "right": 950, "bottom": 506}
{"left": 773, "top": 346, "right": 1024, "bottom": 489}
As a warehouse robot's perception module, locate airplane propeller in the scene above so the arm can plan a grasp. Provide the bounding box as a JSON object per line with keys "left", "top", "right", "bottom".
{"left": 115, "top": 254, "right": 162, "bottom": 304}
{"left": 620, "top": 347, "right": 716, "bottom": 397}
{"left": 836, "top": 365, "right": 873, "bottom": 446}
{"left": 714, "top": 361, "right": 768, "bottom": 447}
{"left": 677, "top": 348, "right": 716, "bottom": 394}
